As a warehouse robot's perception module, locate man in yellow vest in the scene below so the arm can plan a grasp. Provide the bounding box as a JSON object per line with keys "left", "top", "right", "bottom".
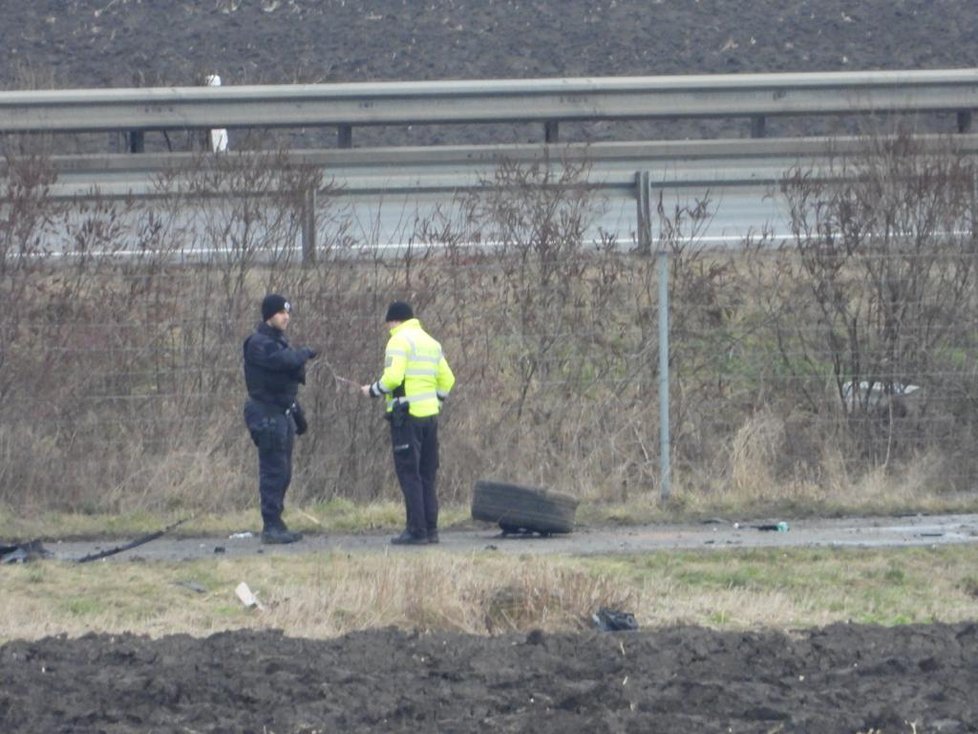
{"left": 361, "top": 301, "right": 455, "bottom": 545}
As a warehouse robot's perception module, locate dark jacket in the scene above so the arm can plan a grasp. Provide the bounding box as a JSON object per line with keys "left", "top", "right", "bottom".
{"left": 243, "top": 323, "right": 313, "bottom": 410}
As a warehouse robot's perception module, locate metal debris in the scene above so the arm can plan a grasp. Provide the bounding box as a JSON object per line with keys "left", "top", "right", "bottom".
{"left": 1, "top": 540, "right": 53, "bottom": 564}
{"left": 75, "top": 518, "right": 189, "bottom": 563}
{"left": 592, "top": 607, "right": 639, "bottom": 632}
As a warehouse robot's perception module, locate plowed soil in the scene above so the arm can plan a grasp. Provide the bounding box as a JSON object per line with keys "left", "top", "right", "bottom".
{"left": 3, "top": 0, "right": 978, "bottom": 148}
{"left": 3, "top": 623, "right": 977, "bottom": 733}
{"left": 3, "top": 2, "right": 978, "bottom": 732}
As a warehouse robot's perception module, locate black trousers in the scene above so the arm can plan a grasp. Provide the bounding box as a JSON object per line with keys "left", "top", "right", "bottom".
{"left": 390, "top": 415, "right": 439, "bottom": 537}
{"left": 244, "top": 400, "right": 295, "bottom": 529}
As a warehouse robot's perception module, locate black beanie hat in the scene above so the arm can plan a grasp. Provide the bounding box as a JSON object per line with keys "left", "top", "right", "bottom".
{"left": 384, "top": 301, "right": 413, "bottom": 322}
{"left": 261, "top": 294, "right": 291, "bottom": 321}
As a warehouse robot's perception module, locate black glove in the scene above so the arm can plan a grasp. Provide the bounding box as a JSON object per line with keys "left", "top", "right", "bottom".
{"left": 301, "top": 347, "right": 319, "bottom": 360}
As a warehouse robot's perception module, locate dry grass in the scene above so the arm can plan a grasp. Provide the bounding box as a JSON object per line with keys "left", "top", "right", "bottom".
{"left": 3, "top": 545, "right": 977, "bottom": 643}
{"left": 729, "top": 409, "right": 785, "bottom": 499}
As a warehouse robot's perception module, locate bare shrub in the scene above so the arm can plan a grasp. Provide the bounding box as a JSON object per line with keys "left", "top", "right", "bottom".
{"left": 776, "top": 130, "right": 978, "bottom": 478}
{"left": 440, "top": 155, "right": 668, "bottom": 496}
{"left": 729, "top": 409, "right": 785, "bottom": 498}
{"left": 0, "top": 146, "right": 352, "bottom": 512}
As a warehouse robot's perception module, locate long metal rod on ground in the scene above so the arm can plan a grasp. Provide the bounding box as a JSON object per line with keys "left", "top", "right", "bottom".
{"left": 74, "top": 518, "right": 189, "bottom": 563}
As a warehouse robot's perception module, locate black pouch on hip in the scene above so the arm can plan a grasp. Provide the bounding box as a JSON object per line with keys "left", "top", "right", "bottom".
{"left": 389, "top": 401, "right": 409, "bottom": 428}
{"left": 292, "top": 402, "right": 308, "bottom": 436}
{"left": 253, "top": 417, "right": 277, "bottom": 451}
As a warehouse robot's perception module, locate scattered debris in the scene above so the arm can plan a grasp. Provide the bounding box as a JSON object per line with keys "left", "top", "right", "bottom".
{"left": 842, "top": 380, "right": 920, "bottom": 414}
{"left": 75, "top": 518, "right": 189, "bottom": 563}
{"left": 174, "top": 580, "right": 207, "bottom": 594}
{"left": 1, "top": 540, "right": 53, "bottom": 564}
{"left": 297, "top": 509, "right": 323, "bottom": 526}
{"left": 525, "top": 629, "right": 546, "bottom": 646}
{"left": 755, "top": 522, "right": 790, "bottom": 532}
{"left": 235, "top": 581, "right": 264, "bottom": 610}
{"left": 592, "top": 607, "right": 639, "bottom": 632}
{"left": 228, "top": 531, "right": 254, "bottom": 539}
{"left": 497, "top": 527, "right": 554, "bottom": 539}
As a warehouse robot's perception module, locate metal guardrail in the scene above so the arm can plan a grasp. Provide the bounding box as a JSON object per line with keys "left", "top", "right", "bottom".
{"left": 1, "top": 69, "right": 976, "bottom": 148}
{"left": 7, "top": 133, "right": 977, "bottom": 260}
{"left": 17, "top": 134, "right": 978, "bottom": 200}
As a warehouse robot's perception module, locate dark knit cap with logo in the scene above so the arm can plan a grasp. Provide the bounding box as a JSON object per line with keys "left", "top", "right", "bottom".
{"left": 384, "top": 301, "right": 414, "bottom": 322}
{"left": 261, "top": 294, "right": 291, "bottom": 321}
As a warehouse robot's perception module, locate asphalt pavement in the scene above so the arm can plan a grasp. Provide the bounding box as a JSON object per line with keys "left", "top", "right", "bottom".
{"left": 20, "top": 512, "right": 978, "bottom": 564}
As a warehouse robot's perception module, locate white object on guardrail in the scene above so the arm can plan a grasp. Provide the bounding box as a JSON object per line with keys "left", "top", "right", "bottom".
{"left": 205, "top": 74, "right": 229, "bottom": 153}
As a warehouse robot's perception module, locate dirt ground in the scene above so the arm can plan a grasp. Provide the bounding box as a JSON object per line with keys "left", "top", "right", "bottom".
{"left": 0, "top": 621, "right": 975, "bottom": 733}
{"left": 3, "top": 2, "right": 978, "bottom": 731}
{"left": 3, "top": 0, "right": 978, "bottom": 148}
{"left": 6, "top": 0, "right": 977, "bottom": 90}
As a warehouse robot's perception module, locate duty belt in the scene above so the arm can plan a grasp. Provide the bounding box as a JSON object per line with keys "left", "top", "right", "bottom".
{"left": 251, "top": 398, "right": 293, "bottom": 416}
{"left": 390, "top": 392, "right": 437, "bottom": 405}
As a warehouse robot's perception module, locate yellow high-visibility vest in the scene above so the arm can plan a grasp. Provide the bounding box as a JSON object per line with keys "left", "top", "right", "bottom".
{"left": 374, "top": 319, "right": 454, "bottom": 417}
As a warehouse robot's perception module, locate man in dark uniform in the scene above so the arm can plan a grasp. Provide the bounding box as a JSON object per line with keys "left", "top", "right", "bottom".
{"left": 243, "top": 293, "right": 318, "bottom": 544}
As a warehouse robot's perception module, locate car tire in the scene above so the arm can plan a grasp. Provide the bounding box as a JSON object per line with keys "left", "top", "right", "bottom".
{"left": 471, "top": 480, "right": 579, "bottom": 534}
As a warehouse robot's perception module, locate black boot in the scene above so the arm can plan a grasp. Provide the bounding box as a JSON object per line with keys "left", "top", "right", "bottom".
{"left": 390, "top": 530, "right": 427, "bottom": 546}
{"left": 261, "top": 524, "right": 303, "bottom": 545}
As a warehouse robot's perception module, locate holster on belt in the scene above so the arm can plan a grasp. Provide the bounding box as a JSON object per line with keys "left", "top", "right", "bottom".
{"left": 387, "top": 400, "right": 409, "bottom": 428}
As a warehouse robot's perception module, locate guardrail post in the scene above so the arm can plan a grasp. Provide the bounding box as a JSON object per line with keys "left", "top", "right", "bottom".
{"left": 337, "top": 124, "right": 352, "bottom": 148}
{"left": 751, "top": 115, "right": 767, "bottom": 138}
{"left": 544, "top": 121, "right": 559, "bottom": 143}
{"left": 958, "top": 111, "right": 973, "bottom": 133}
{"left": 635, "top": 170, "right": 652, "bottom": 255}
{"left": 128, "top": 130, "right": 145, "bottom": 153}
{"left": 657, "top": 243, "right": 671, "bottom": 501}
{"left": 636, "top": 167, "right": 671, "bottom": 499}
{"left": 301, "top": 187, "right": 316, "bottom": 264}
